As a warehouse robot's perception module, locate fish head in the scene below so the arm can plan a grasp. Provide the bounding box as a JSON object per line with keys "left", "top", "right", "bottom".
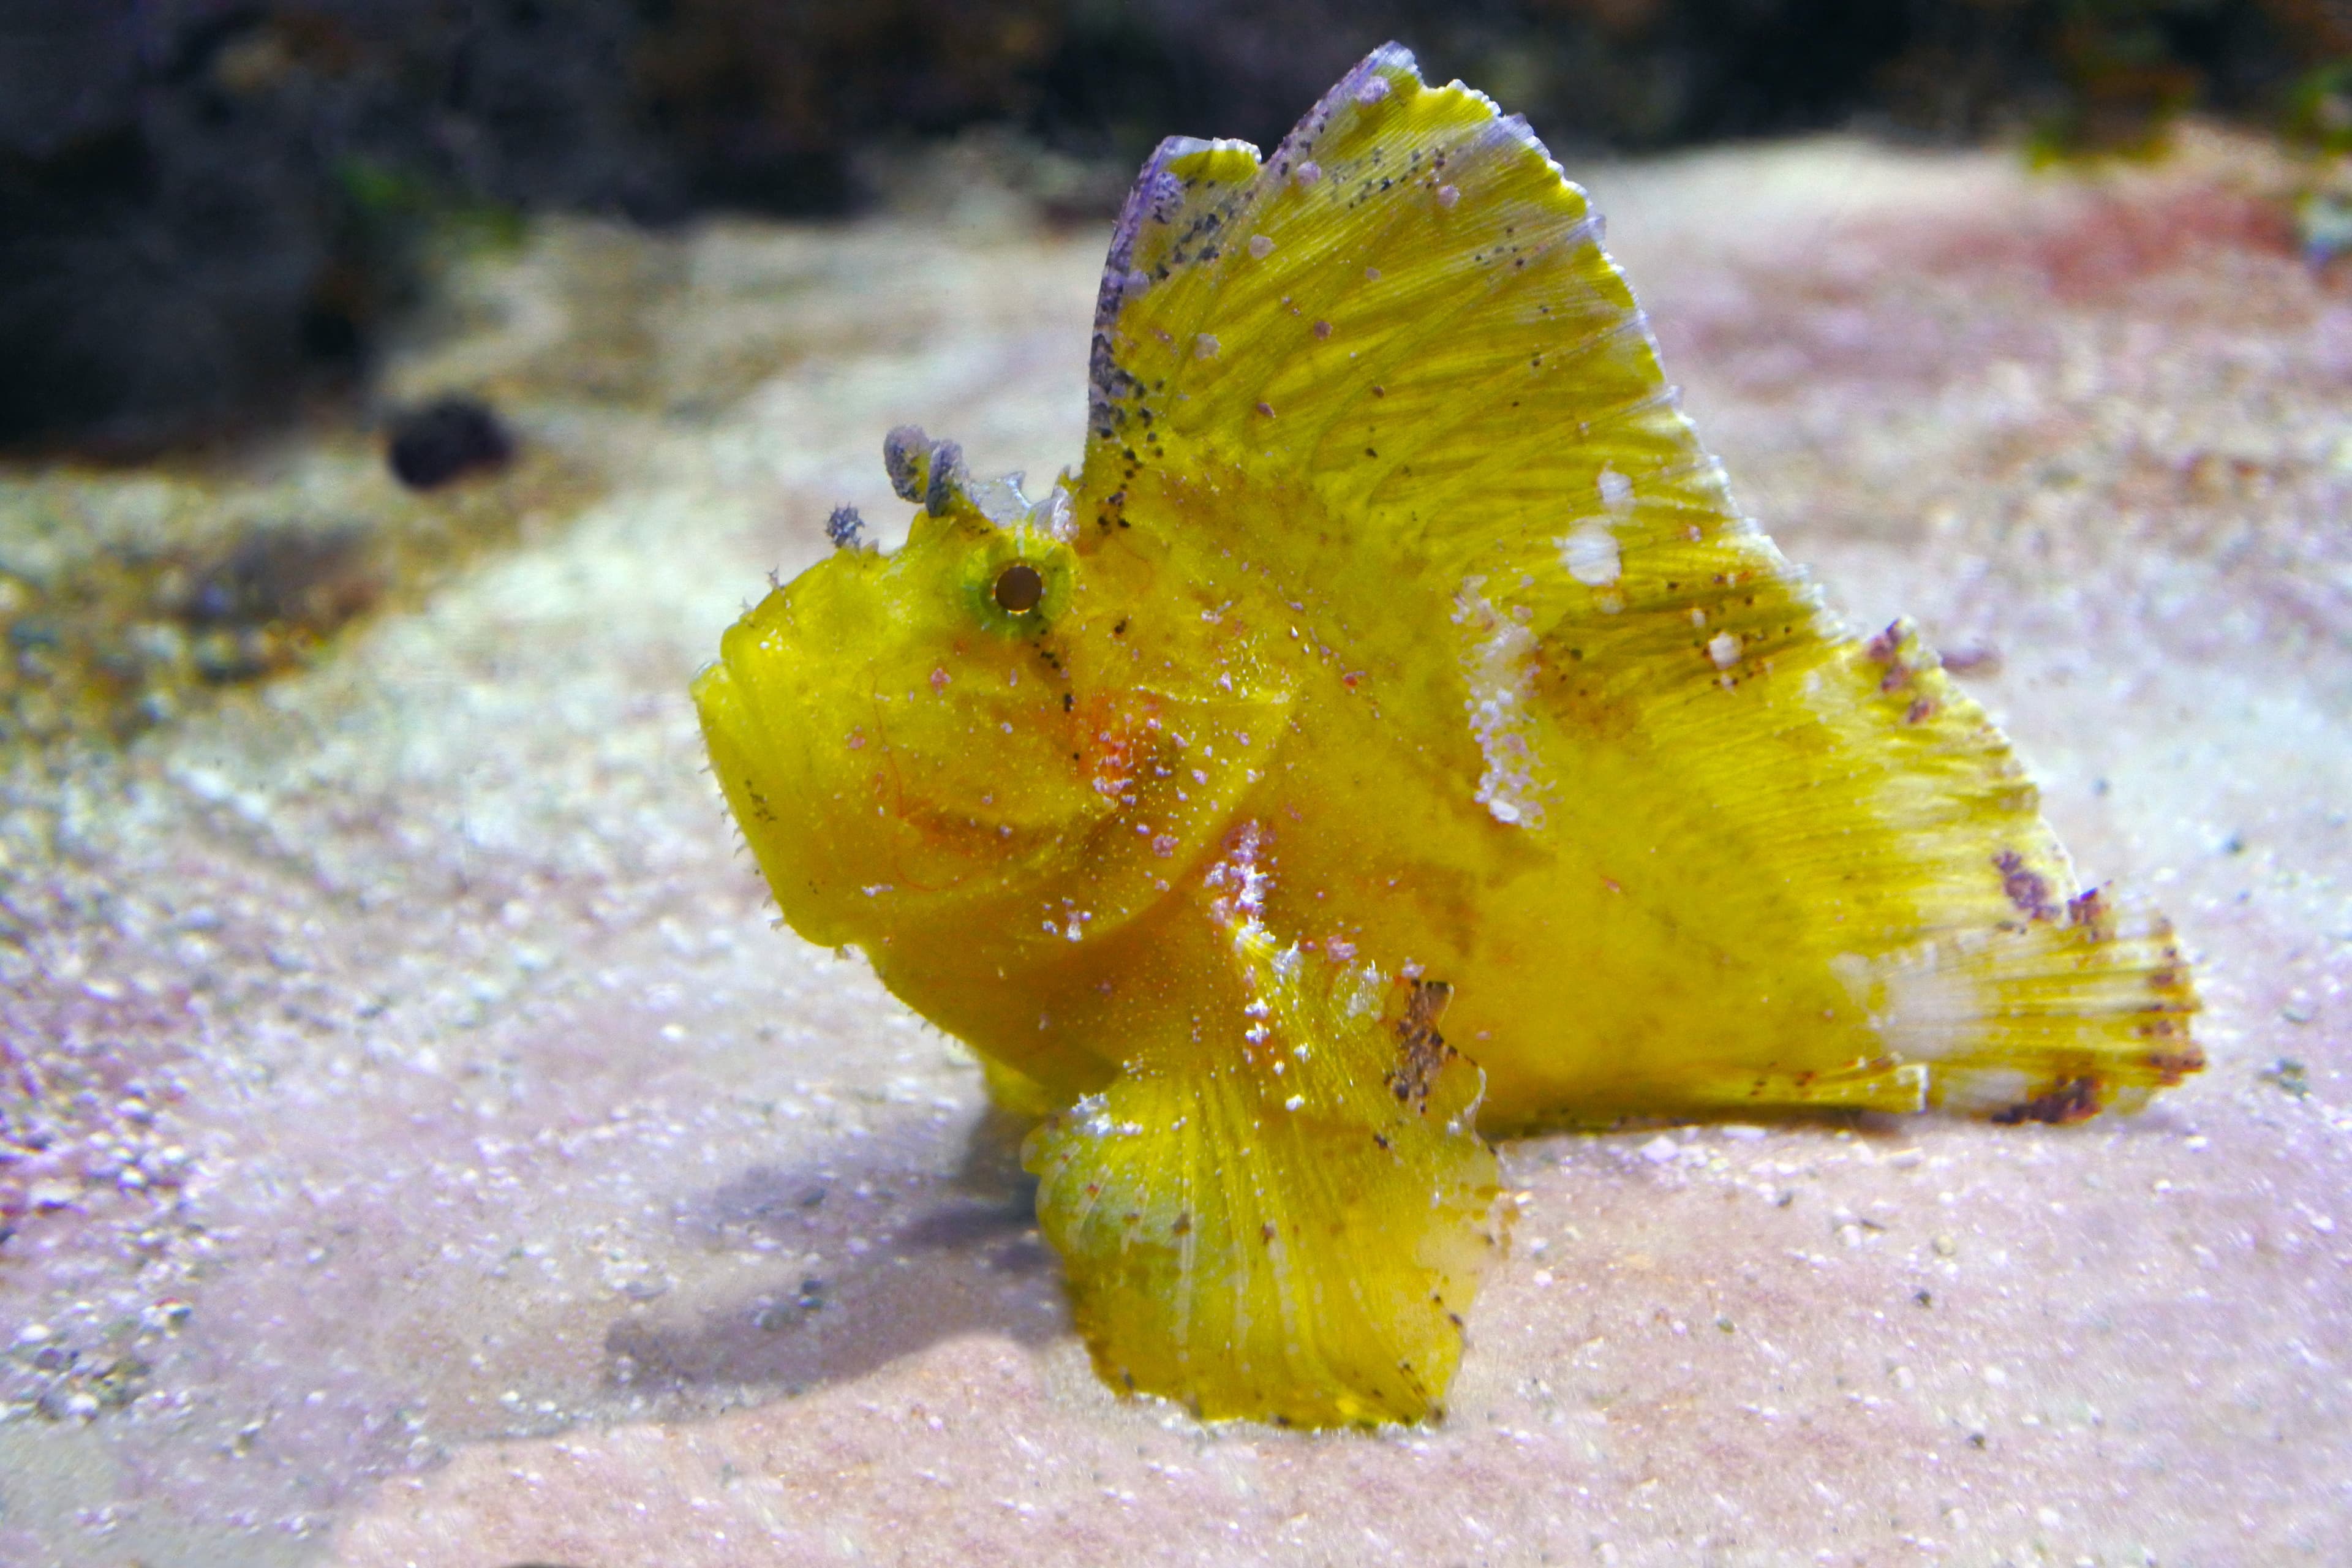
{"left": 693, "top": 460, "right": 1110, "bottom": 947}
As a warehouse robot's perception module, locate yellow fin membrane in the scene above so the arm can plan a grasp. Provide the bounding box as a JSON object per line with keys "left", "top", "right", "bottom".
{"left": 1028, "top": 913, "right": 1496, "bottom": 1426}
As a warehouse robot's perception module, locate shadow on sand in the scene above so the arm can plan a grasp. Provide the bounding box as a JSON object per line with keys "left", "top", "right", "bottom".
{"left": 602, "top": 1105, "right": 1068, "bottom": 1398}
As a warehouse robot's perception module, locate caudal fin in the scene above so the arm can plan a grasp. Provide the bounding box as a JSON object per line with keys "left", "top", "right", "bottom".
{"left": 1836, "top": 884, "right": 2201, "bottom": 1123}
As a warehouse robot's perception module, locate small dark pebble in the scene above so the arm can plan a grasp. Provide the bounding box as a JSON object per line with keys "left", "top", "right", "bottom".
{"left": 2262, "top": 1057, "right": 2310, "bottom": 1098}
{"left": 387, "top": 397, "right": 514, "bottom": 490}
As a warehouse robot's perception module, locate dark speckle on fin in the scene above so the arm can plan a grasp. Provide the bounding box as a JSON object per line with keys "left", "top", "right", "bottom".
{"left": 824, "top": 504, "right": 866, "bottom": 551}
{"left": 1389, "top": 978, "right": 1457, "bottom": 1112}
{"left": 1994, "top": 849, "right": 2060, "bottom": 922}
{"left": 1991, "top": 1074, "right": 2102, "bottom": 1125}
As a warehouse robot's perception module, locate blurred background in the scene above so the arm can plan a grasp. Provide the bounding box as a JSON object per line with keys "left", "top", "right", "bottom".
{"left": 4, "top": 0, "right": 2350, "bottom": 454}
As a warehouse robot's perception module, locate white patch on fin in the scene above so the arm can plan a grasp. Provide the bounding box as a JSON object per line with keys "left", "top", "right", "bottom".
{"left": 1831, "top": 944, "right": 1985, "bottom": 1079}
{"left": 1597, "top": 464, "right": 1634, "bottom": 511}
{"left": 1561, "top": 523, "right": 1621, "bottom": 587}
{"left": 1452, "top": 580, "right": 1548, "bottom": 829}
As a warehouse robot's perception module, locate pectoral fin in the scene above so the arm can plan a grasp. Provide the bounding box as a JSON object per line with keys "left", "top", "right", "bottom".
{"left": 1025, "top": 930, "right": 1498, "bottom": 1426}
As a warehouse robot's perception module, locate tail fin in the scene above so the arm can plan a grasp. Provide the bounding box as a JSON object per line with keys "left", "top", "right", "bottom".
{"left": 1836, "top": 885, "right": 2201, "bottom": 1123}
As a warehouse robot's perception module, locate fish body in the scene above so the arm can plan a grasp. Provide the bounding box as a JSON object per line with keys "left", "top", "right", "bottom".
{"left": 694, "top": 45, "right": 2199, "bottom": 1427}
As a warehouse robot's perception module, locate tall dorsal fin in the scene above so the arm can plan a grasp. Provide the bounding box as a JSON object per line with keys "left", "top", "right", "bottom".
{"left": 1081, "top": 43, "right": 1742, "bottom": 573}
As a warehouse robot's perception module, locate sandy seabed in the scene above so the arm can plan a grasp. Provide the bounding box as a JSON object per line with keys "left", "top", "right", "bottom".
{"left": 1, "top": 126, "right": 2346, "bottom": 1567}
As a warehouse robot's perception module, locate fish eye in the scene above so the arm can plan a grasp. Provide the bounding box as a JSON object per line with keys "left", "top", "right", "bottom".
{"left": 993, "top": 562, "right": 1046, "bottom": 614}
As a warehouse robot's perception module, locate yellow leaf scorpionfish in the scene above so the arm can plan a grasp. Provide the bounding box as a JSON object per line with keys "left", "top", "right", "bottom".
{"left": 692, "top": 43, "right": 2201, "bottom": 1428}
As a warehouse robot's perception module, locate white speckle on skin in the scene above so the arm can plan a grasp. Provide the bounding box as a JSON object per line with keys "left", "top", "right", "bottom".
{"left": 1284, "top": 1095, "right": 1306, "bottom": 1112}
{"left": 1356, "top": 75, "right": 1391, "bottom": 105}
{"left": 1435, "top": 183, "right": 1460, "bottom": 209}
{"left": 1562, "top": 524, "right": 1621, "bottom": 587}
{"left": 1205, "top": 823, "right": 1270, "bottom": 925}
{"left": 1708, "top": 631, "right": 1742, "bottom": 669}
{"left": 1194, "top": 334, "right": 1220, "bottom": 360}
{"left": 1598, "top": 464, "right": 1634, "bottom": 511}
{"left": 1248, "top": 233, "right": 1275, "bottom": 258}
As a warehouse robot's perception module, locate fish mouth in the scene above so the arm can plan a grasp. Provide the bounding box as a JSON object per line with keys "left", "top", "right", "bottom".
{"left": 693, "top": 571, "right": 1114, "bottom": 937}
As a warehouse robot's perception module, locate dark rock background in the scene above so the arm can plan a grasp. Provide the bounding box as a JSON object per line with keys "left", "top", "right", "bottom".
{"left": 1, "top": 0, "right": 2345, "bottom": 450}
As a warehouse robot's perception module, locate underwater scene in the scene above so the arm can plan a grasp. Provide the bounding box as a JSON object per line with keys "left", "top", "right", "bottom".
{"left": 2, "top": 4, "right": 2347, "bottom": 1564}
